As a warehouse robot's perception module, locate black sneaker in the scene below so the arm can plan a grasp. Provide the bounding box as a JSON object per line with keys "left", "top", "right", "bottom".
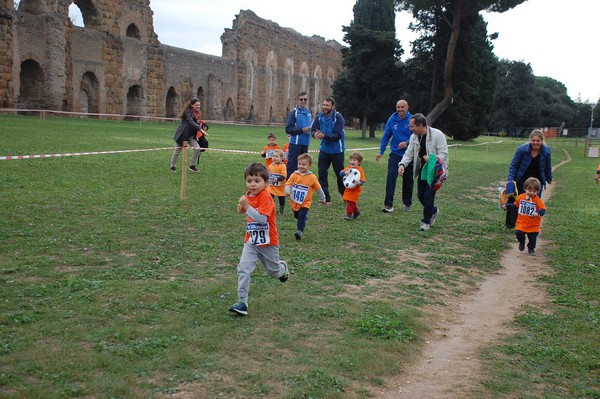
{"left": 519, "top": 242, "right": 525, "bottom": 251}
{"left": 188, "top": 165, "right": 199, "bottom": 173}
{"left": 353, "top": 211, "right": 361, "bottom": 219}
{"left": 294, "top": 230, "right": 303, "bottom": 240}
{"left": 279, "top": 261, "right": 289, "bottom": 282}
{"left": 344, "top": 214, "right": 354, "bottom": 220}
{"left": 279, "top": 206, "right": 285, "bottom": 215}
{"left": 170, "top": 166, "right": 176, "bottom": 173}
{"left": 229, "top": 300, "right": 248, "bottom": 315}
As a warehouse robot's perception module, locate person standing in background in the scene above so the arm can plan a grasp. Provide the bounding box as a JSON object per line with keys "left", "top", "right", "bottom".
{"left": 285, "top": 92, "right": 312, "bottom": 177}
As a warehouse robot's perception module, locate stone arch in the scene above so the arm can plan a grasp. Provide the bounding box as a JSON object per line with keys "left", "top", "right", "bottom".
{"left": 224, "top": 97, "right": 235, "bottom": 121}
{"left": 313, "top": 65, "right": 322, "bottom": 110}
{"left": 165, "top": 86, "right": 178, "bottom": 118}
{"left": 265, "top": 50, "right": 277, "bottom": 99}
{"left": 285, "top": 58, "right": 294, "bottom": 102}
{"left": 196, "top": 86, "right": 205, "bottom": 117}
{"left": 18, "top": 59, "right": 44, "bottom": 109}
{"left": 79, "top": 71, "right": 99, "bottom": 114}
{"left": 247, "top": 104, "right": 255, "bottom": 121}
{"left": 126, "top": 84, "right": 143, "bottom": 117}
{"left": 125, "top": 23, "right": 141, "bottom": 39}
{"left": 243, "top": 46, "right": 258, "bottom": 101}
{"left": 326, "top": 67, "right": 336, "bottom": 92}
{"left": 17, "top": 0, "right": 48, "bottom": 14}
{"left": 69, "top": 0, "right": 102, "bottom": 30}
{"left": 299, "top": 62, "right": 309, "bottom": 95}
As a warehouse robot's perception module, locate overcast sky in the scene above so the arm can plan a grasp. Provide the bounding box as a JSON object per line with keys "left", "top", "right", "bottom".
{"left": 148, "top": 0, "right": 598, "bottom": 104}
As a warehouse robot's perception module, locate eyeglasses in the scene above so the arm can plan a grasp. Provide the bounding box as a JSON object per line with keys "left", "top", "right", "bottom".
{"left": 299, "top": 98, "right": 308, "bottom": 102}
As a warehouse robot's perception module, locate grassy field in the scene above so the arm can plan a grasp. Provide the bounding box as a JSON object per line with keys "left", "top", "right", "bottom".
{"left": 0, "top": 114, "right": 598, "bottom": 398}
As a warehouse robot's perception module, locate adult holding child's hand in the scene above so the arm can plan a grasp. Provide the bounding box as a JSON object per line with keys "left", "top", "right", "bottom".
{"left": 505, "top": 129, "right": 552, "bottom": 228}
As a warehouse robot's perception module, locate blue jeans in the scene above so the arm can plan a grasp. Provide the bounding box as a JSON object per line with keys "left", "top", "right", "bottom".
{"left": 417, "top": 177, "right": 437, "bottom": 224}
{"left": 317, "top": 151, "right": 345, "bottom": 202}
{"left": 385, "top": 153, "right": 414, "bottom": 208}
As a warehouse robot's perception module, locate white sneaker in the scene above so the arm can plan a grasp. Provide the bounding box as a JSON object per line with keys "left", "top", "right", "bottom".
{"left": 382, "top": 206, "right": 394, "bottom": 213}
{"left": 430, "top": 208, "right": 440, "bottom": 226}
{"left": 420, "top": 223, "right": 431, "bottom": 231}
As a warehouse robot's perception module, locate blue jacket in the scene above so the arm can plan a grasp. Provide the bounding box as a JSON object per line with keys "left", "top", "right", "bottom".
{"left": 285, "top": 106, "right": 312, "bottom": 147}
{"left": 311, "top": 110, "right": 345, "bottom": 154}
{"left": 508, "top": 143, "right": 552, "bottom": 188}
{"left": 379, "top": 111, "right": 412, "bottom": 157}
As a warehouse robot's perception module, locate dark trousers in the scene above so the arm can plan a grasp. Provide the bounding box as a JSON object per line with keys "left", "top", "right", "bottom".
{"left": 417, "top": 177, "right": 437, "bottom": 224}
{"left": 286, "top": 144, "right": 308, "bottom": 177}
{"left": 317, "top": 151, "right": 345, "bottom": 202}
{"left": 385, "top": 153, "right": 414, "bottom": 208}
{"left": 516, "top": 230, "right": 538, "bottom": 251}
{"left": 271, "top": 194, "right": 285, "bottom": 207}
{"left": 293, "top": 207, "right": 309, "bottom": 232}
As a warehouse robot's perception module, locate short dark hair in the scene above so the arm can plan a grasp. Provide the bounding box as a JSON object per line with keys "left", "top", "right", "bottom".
{"left": 244, "top": 162, "right": 269, "bottom": 181}
{"left": 349, "top": 151, "right": 363, "bottom": 164}
{"left": 298, "top": 91, "right": 308, "bottom": 98}
{"left": 268, "top": 132, "right": 277, "bottom": 140}
{"left": 324, "top": 96, "right": 335, "bottom": 106}
{"left": 410, "top": 113, "right": 428, "bottom": 127}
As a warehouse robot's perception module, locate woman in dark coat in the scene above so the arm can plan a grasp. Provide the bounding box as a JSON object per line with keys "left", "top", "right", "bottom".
{"left": 169, "top": 98, "right": 208, "bottom": 173}
{"left": 505, "top": 129, "right": 552, "bottom": 228}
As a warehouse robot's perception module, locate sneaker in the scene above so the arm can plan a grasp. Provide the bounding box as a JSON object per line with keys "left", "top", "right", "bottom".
{"left": 229, "top": 300, "right": 248, "bottom": 315}
{"left": 294, "top": 230, "right": 303, "bottom": 240}
{"left": 353, "top": 211, "right": 361, "bottom": 219}
{"left": 279, "top": 261, "right": 289, "bottom": 282}
{"left": 419, "top": 223, "right": 431, "bottom": 231}
{"left": 528, "top": 249, "right": 536, "bottom": 256}
{"left": 519, "top": 242, "right": 525, "bottom": 251}
{"left": 169, "top": 166, "right": 176, "bottom": 173}
{"left": 344, "top": 213, "right": 354, "bottom": 220}
{"left": 430, "top": 208, "right": 440, "bottom": 226}
{"left": 382, "top": 206, "right": 394, "bottom": 213}
{"left": 403, "top": 205, "right": 411, "bottom": 212}
{"left": 188, "top": 165, "right": 199, "bottom": 173}
{"left": 279, "top": 206, "right": 285, "bottom": 215}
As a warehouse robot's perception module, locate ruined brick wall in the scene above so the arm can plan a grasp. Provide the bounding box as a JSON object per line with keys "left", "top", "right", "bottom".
{"left": 0, "top": 2, "right": 343, "bottom": 122}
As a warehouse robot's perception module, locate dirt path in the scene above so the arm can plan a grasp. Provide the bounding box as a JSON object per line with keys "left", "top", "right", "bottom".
{"left": 376, "top": 151, "right": 571, "bottom": 398}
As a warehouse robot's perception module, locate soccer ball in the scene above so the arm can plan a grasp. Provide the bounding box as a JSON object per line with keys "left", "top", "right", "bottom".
{"left": 343, "top": 168, "right": 361, "bottom": 189}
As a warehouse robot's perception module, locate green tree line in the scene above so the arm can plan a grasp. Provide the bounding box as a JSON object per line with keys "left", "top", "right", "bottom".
{"left": 333, "top": 0, "right": 599, "bottom": 140}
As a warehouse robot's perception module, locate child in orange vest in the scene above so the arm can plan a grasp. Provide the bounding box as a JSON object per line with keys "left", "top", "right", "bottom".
{"left": 340, "top": 152, "right": 366, "bottom": 220}
{"left": 502, "top": 177, "right": 546, "bottom": 256}
{"left": 267, "top": 149, "right": 287, "bottom": 215}
{"left": 261, "top": 132, "right": 281, "bottom": 168}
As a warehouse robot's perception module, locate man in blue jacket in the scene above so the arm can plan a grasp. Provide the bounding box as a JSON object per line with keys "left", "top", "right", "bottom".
{"left": 312, "top": 97, "right": 345, "bottom": 204}
{"left": 285, "top": 91, "right": 312, "bottom": 177}
{"left": 376, "top": 99, "right": 414, "bottom": 213}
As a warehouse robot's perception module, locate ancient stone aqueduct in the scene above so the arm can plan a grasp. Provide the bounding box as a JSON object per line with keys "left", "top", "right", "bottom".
{"left": 0, "top": 0, "right": 344, "bottom": 123}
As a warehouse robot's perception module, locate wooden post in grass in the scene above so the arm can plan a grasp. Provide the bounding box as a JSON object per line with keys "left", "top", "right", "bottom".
{"left": 180, "top": 144, "right": 188, "bottom": 200}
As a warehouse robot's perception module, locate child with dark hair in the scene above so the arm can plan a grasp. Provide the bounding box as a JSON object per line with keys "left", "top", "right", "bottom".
{"left": 502, "top": 177, "right": 547, "bottom": 256}
{"left": 261, "top": 132, "right": 281, "bottom": 168}
{"left": 340, "top": 152, "right": 366, "bottom": 220}
{"left": 229, "top": 163, "right": 288, "bottom": 316}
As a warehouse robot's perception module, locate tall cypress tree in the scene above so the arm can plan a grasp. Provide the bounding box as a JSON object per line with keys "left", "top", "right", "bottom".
{"left": 333, "top": 0, "right": 403, "bottom": 138}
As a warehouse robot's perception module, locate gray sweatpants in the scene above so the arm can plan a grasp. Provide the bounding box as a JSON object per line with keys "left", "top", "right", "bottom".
{"left": 170, "top": 137, "right": 202, "bottom": 167}
{"left": 236, "top": 242, "right": 286, "bottom": 304}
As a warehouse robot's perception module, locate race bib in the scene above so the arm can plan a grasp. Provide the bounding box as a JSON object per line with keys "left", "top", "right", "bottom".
{"left": 518, "top": 200, "right": 537, "bottom": 216}
{"left": 269, "top": 173, "right": 284, "bottom": 186}
{"left": 265, "top": 149, "right": 275, "bottom": 159}
{"left": 247, "top": 222, "right": 270, "bottom": 245}
{"left": 291, "top": 183, "right": 309, "bottom": 204}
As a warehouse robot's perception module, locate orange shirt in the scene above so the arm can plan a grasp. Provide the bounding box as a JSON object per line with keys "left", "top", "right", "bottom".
{"left": 283, "top": 142, "right": 289, "bottom": 165}
{"left": 267, "top": 162, "right": 287, "bottom": 197}
{"left": 285, "top": 171, "right": 321, "bottom": 211}
{"left": 262, "top": 144, "right": 281, "bottom": 167}
{"left": 342, "top": 165, "right": 366, "bottom": 203}
{"left": 514, "top": 193, "right": 546, "bottom": 233}
{"left": 244, "top": 188, "right": 278, "bottom": 247}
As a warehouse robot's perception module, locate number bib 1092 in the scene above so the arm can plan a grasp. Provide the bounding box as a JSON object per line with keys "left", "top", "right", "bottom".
{"left": 518, "top": 200, "right": 536, "bottom": 216}
{"left": 291, "top": 183, "right": 309, "bottom": 204}
{"left": 247, "top": 222, "right": 270, "bottom": 245}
